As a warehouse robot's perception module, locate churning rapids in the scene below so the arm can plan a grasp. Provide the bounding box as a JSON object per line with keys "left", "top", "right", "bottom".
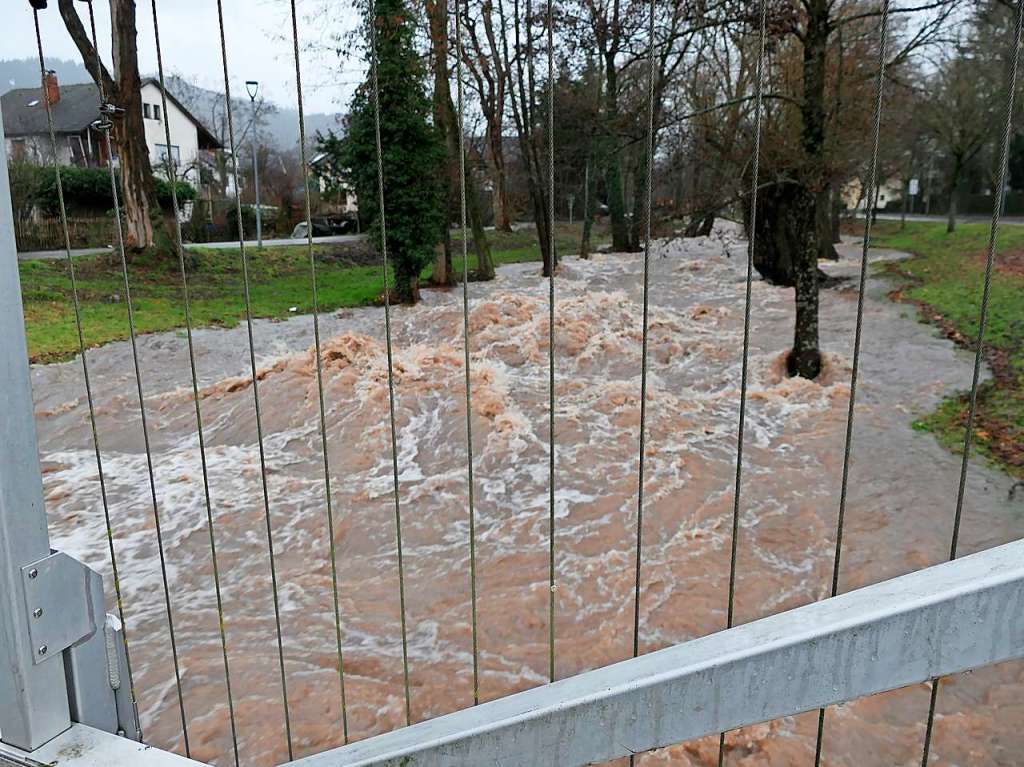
{"left": 30, "top": 228, "right": 1023, "bottom": 766}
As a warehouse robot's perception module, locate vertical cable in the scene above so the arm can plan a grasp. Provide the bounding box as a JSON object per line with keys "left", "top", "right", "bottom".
{"left": 545, "top": 0, "right": 557, "bottom": 687}
{"left": 367, "top": 0, "right": 414, "bottom": 726}
{"left": 631, "top": 0, "right": 657, "bottom": 663}
{"left": 288, "top": 0, "right": 350, "bottom": 741}
{"left": 147, "top": 1, "right": 239, "bottom": 762}
{"left": 628, "top": 6, "right": 657, "bottom": 765}
{"left": 212, "top": 1, "right": 294, "bottom": 756}
{"left": 30, "top": 7, "right": 142, "bottom": 742}
{"left": 718, "top": 3, "right": 767, "bottom": 765}
{"left": 812, "top": 4, "right": 889, "bottom": 765}
{"left": 82, "top": 1, "right": 189, "bottom": 753}
{"left": 452, "top": 0, "right": 482, "bottom": 706}
{"left": 920, "top": 2, "right": 1023, "bottom": 764}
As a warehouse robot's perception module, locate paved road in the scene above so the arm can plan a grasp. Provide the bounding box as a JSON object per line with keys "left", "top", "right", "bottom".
{"left": 189, "top": 233, "right": 365, "bottom": 250}
{"left": 17, "top": 246, "right": 113, "bottom": 261}
{"left": 17, "top": 234, "right": 366, "bottom": 261}
{"left": 855, "top": 211, "right": 1024, "bottom": 225}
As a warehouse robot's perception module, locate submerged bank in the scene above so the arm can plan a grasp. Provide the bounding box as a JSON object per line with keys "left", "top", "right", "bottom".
{"left": 871, "top": 220, "right": 1024, "bottom": 480}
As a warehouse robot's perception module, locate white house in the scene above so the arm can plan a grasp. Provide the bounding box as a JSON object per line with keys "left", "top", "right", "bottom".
{"left": 841, "top": 176, "right": 905, "bottom": 211}
{"left": 138, "top": 78, "right": 220, "bottom": 187}
{"left": 2, "top": 72, "right": 220, "bottom": 190}
{"left": 309, "top": 150, "right": 359, "bottom": 216}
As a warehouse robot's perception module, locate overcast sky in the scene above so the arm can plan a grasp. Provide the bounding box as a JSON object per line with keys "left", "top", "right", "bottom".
{"left": 8, "top": 0, "right": 365, "bottom": 115}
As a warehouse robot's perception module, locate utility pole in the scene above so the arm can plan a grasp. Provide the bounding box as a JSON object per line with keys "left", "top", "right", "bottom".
{"left": 246, "top": 80, "right": 262, "bottom": 248}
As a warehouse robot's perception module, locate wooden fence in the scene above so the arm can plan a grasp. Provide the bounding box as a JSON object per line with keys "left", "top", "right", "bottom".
{"left": 14, "top": 216, "right": 111, "bottom": 253}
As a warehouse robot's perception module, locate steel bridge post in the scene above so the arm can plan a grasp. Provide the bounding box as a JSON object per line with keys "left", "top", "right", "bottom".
{"left": 0, "top": 106, "right": 73, "bottom": 752}
{"left": 0, "top": 111, "right": 139, "bottom": 755}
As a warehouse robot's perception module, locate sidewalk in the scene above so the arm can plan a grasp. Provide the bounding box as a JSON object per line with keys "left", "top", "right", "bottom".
{"left": 16, "top": 233, "right": 365, "bottom": 260}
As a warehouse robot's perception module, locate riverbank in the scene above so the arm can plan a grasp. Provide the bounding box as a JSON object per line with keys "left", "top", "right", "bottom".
{"left": 18, "top": 223, "right": 605, "bottom": 363}
{"left": 870, "top": 220, "right": 1024, "bottom": 479}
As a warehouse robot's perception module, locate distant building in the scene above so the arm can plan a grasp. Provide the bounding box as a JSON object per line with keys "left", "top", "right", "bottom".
{"left": 1, "top": 72, "right": 220, "bottom": 191}
{"left": 308, "top": 150, "right": 359, "bottom": 215}
{"left": 841, "top": 176, "right": 904, "bottom": 211}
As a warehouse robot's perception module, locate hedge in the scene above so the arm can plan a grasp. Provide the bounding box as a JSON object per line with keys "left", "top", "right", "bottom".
{"left": 28, "top": 165, "right": 196, "bottom": 214}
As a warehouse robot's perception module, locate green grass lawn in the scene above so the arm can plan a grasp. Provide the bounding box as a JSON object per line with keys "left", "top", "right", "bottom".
{"left": 19, "top": 222, "right": 606, "bottom": 363}
{"left": 870, "top": 221, "right": 1024, "bottom": 478}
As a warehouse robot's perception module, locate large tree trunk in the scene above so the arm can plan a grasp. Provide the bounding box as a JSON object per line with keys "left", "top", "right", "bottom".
{"left": 815, "top": 185, "right": 838, "bottom": 260}
{"left": 792, "top": 0, "right": 829, "bottom": 378}
{"left": 580, "top": 158, "right": 596, "bottom": 257}
{"left": 603, "top": 49, "right": 630, "bottom": 252}
{"left": 683, "top": 212, "right": 715, "bottom": 238}
{"left": 427, "top": 0, "right": 455, "bottom": 286}
{"left": 528, "top": 170, "right": 555, "bottom": 277}
{"left": 830, "top": 183, "right": 842, "bottom": 242}
{"left": 790, "top": 230, "right": 822, "bottom": 378}
{"left": 488, "top": 121, "right": 513, "bottom": 232}
{"left": 749, "top": 179, "right": 821, "bottom": 377}
{"left": 60, "top": 0, "right": 154, "bottom": 251}
{"left": 466, "top": 167, "right": 496, "bottom": 279}
{"left": 629, "top": 145, "right": 649, "bottom": 251}
{"left": 946, "top": 163, "right": 961, "bottom": 234}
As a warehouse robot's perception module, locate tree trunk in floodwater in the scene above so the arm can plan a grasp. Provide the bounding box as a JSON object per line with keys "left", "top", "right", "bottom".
{"left": 428, "top": 0, "right": 455, "bottom": 286}
{"left": 580, "top": 159, "right": 596, "bottom": 258}
{"left": 394, "top": 275, "right": 421, "bottom": 305}
{"left": 815, "top": 186, "right": 838, "bottom": 260}
{"left": 831, "top": 185, "right": 842, "bottom": 243}
{"left": 488, "top": 124, "right": 513, "bottom": 232}
{"left": 684, "top": 211, "right": 715, "bottom": 238}
{"left": 749, "top": 179, "right": 821, "bottom": 379}
{"left": 433, "top": 207, "right": 454, "bottom": 286}
{"left": 602, "top": 48, "right": 630, "bottom": 252}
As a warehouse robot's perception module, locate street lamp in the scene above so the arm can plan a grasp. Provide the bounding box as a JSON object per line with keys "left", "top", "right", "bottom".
{"left": 245, "top": 79, "right": 262, "bottom": 248}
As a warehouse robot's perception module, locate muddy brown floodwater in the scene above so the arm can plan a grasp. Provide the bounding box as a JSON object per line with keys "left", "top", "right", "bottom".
{"left": 30, "top": 227, "right": 1024, "bottom": 766}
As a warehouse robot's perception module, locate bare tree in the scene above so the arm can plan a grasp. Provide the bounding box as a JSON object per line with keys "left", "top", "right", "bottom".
{"left": 745, "top": 0, "right": 958, "bottom": 379}
{"left": 495, "top": 0, "right": 557, "bottom": 275}
{"left": 463, "top": 0, "right": 515, "bottom": 231}
{"left": 58, "top": 0, "right": 155, "bottom": 250}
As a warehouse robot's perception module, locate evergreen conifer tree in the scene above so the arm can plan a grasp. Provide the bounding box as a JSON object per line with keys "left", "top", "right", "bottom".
{"left": 343, "top": 0, "right": 446, "bottom": 303}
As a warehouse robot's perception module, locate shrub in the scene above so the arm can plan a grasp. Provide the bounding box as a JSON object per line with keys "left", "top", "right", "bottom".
{"left": 29, "top": 165, "right": 195, "bottom": 215}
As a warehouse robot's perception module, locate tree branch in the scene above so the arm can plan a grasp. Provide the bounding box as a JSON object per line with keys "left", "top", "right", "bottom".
{"left": 57, "top": 0, "right": 116, "bottom": 97}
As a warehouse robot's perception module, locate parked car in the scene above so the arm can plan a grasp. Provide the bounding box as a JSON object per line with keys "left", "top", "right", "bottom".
{"left": 291, "top": 216, "right": 359, "bottom": 239}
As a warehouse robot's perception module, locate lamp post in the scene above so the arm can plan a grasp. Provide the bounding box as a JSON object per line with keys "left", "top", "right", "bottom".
{"left": 245, "top": 80, "right": 262, "bottom": 248}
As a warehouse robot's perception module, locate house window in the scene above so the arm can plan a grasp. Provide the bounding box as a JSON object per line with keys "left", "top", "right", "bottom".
{"left": 154, "top": 104, "right": 162, "bottom": 121}
{"left": 144, "top": 103, "right": 152, "bottom": 119}
{"left": 155, "top": 143, "right": 181, "bottom": 166}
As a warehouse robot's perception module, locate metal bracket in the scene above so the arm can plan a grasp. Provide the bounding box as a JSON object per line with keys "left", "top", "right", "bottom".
{"left": 20, "top": 552, "right": 96, "bottom": 664}
{"left": 18, "top": 550, "right": 140, "bottom": 741}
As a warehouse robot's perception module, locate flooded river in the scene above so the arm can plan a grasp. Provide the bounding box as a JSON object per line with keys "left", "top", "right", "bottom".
{"left": 30, "top": 229, "right": 1024, "bottom": 765}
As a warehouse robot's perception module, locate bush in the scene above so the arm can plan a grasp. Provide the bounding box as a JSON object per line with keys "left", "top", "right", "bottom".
{"left": 225, "top": 204, "right": 257, "bottom": 241}
{"left": 183, "top": 198, "right": 211, "bottom": 244}
{"left": 29, "top": 165, "right": 196, "bottom": 215}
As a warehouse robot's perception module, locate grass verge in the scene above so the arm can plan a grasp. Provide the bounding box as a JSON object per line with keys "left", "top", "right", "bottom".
{"left": 870, "top": 220, "right": 1024, "bottom": 479}
{"left": 19, "top": 222, "right": 606, "bottom": 363}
